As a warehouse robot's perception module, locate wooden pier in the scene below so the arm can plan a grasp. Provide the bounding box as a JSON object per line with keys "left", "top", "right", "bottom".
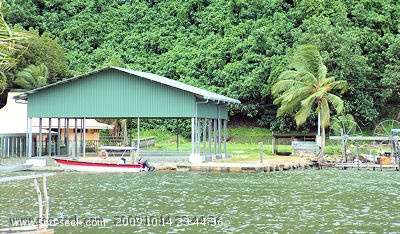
{"left": 177, "top": 161, "right": 312, "bottom": 173}
{"left": 333, "top": 163, "right": 399, "bottom": 171}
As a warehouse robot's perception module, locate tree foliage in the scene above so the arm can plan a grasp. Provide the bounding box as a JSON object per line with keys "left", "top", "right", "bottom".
{"left": 14, "top": 63, "right": 48, "bottom": 90}
{"left": 0, "top": 1, "right": 24, "bottom": 94}
{"left": 13, "top": 30, "right": 70, "bottom": 83}
{"left": 2, "top": 0, "right": 400, "bottom": 133}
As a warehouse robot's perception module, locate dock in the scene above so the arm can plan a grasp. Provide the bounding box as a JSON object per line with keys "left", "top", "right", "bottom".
{"left": 333, "top": 163, "right": 399, "bottom": 171}
{"left": 176, "top": 161, "right": 312, "bottom": 173}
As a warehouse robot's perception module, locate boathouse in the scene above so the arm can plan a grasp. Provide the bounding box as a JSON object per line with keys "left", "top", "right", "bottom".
{"left": 14, "top": 66, "right": 240, "bottom": 162}
{"left": 0, "top": 92, "right": 112, "bottom": 157}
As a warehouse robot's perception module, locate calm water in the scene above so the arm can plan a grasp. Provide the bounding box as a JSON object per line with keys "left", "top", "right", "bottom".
{"left": 1, "top": 169, "right": 400, "bottom": 233}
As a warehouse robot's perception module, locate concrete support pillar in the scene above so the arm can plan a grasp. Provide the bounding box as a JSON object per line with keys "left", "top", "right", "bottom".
{"left": 28, "top": 117, "right": 33, "bottom": 157}
{"left": 74, "top": 118, "right": 78, "bottom": 157}
{"left": 213, "top": 119, "right": 217, "bottom": 155}
{"left": 191, "top": 117, "right": 195, "bottom": 154}
{"left": 223, "top": 119, "right": 227, "bottom": 158}
{"left": 83, "top": 118, "right": 86, "bottom": 157}
{"left": 39, "top": 118, "right": 42, "bottom": 157}
{"left": 57, "top": 118, "right": 61, "bottom": 156}
{"left": 48, "top": 118, "right": 51, "bottom": 156}
{"left": 66, "top": 119, "right": 70, "bottom": 156}
{"left": 208, "top": 119, "right": 212, "bottom": 157}
{"left": 203, "top": 118, "right": 207, "bottom": 156}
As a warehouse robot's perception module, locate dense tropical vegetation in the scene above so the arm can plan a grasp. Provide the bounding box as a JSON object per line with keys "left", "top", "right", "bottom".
{"left": 1, "top": 0, "right": 399, "bottom": 135}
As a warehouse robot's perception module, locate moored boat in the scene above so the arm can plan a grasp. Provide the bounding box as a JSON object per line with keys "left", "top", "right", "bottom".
{"left": 53, "top": 158, "right": 155, "bottom": 172}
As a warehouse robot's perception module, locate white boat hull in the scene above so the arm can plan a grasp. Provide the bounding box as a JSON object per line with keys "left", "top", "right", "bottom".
{"left": 54, "top": 158, "right": 148, "bottom": 173}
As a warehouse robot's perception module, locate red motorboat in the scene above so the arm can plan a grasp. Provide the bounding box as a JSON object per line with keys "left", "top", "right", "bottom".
{"left": 53, "top": 158, "right": 155, "bottom": 173}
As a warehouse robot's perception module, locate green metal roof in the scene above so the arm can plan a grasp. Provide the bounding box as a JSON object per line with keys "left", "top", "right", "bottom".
{"left": 15, "top": 66, "right": 240, "bottom": 119}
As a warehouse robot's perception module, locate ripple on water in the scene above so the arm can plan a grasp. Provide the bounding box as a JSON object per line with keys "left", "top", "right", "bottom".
{"left": 1, "top": 169, "right": 399, "bottom": 233}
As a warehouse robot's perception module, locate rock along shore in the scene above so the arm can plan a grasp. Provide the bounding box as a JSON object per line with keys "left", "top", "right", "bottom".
{"left": 172, "top": 159, "right": 314, "bottom": 173}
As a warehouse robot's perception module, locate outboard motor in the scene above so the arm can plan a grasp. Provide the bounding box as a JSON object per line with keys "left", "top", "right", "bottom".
{"left": 138, "top": 157, "right": 155, "bottom": 171}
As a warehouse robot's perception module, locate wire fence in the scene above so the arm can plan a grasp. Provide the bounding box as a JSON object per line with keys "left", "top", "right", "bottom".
{"left": 0, "top": 134, "right": 360, "bottom": 159}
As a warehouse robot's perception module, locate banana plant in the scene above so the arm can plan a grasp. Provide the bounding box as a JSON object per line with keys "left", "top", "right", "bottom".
{"left": 0, "top": 1, "right": 25, "bottom": 94}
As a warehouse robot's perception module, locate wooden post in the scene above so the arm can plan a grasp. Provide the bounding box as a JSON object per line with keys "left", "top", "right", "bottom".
{"left": 0, "top": 174, "right": 54, "bottom": 233}
{"left": 356, "top": 140, "right": 360, "bottom": 170}
{"left": 34, "top": 179, "right": 43, "bottom": 226}
{"left": 43, "top": 176, "right": 49, "bottom": 221}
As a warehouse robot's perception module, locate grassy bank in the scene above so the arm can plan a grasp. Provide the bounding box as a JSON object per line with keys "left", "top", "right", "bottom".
{"left": 138, "top": 126, "right": 319, "bottom": 163}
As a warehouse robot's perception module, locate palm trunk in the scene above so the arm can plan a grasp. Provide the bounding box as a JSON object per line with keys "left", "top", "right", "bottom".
{"left": 318, "top": 126, "right": 325, "bottom": 164}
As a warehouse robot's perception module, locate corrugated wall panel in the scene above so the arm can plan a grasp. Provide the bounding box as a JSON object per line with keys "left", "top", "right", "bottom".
{"left": 28, "top": 70, "right": 196, "bottom": 118}
{"left": 196, "top": 102, "right": 228, "bottom": 119}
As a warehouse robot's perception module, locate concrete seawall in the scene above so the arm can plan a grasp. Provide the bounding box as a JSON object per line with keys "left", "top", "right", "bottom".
{"left": 176, "top": 161, "right": 312, "bottom": 173}
{"left": 1, "top": 157, "right": 313, "bottom": 173}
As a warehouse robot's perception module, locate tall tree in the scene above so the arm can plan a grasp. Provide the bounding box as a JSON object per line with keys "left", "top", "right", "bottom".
{"left": 271, "top": 44, "right": 347, "bottom": 162}
{"left": 13, "top": 30, "right": 70, "bottom": 83}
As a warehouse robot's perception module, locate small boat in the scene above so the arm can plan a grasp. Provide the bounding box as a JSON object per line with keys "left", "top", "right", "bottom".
{"left": 0, "top": 164, "right": 33, "bottom": 172}
{"left": 53, "top": 158, "right": 155, "bottom": 173}
{"left": 359, "top": 154, "right": 378, "bottom": 163}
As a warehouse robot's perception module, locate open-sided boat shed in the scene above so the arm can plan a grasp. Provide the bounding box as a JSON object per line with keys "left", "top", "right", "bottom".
{"left": 15, "top": 66, "right": 240, "bottom": 162}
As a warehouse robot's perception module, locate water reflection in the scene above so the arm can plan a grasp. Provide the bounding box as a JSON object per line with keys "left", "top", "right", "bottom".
{"left": 1, "top": 169, "right": 400, "bottom": 233}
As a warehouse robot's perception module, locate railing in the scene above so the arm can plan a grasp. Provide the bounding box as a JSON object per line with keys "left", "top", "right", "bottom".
{"left": 99, "top": 136, "right": 155, "bottom": 148}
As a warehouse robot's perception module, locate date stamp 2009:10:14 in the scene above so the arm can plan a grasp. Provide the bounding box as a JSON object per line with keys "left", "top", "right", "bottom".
{"left": 114, "top": 215, "right": 223, "bottom": 227}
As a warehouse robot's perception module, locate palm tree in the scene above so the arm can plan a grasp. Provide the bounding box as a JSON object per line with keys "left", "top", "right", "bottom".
{"left": 271, "top": 44, "right": 347, "bottom": 163}
{"left": 14, "top": 63, "right": 49, "bottom": 90}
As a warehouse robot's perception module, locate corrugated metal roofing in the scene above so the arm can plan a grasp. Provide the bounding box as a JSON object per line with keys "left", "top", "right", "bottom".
{"left": 17, "top": 66, "right": 241, "bottom": 104}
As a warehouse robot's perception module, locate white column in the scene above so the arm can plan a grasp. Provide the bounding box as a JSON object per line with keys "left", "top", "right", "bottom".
{"left": 203, "top": 118, "right": 207, "bottom": 156}
{"left": 217, "top": 104, "right": 221, "bottom": 157}
{"left": 218, "top": 117, "right": 222, "bottom": 156}
{"left": 74, "top": 118, "right": 78, "bottom": 157}
{"left": 208, "top": 119, "right": 212, "bottom": 157}
{"left": 137, "top": 118, "right": 140, "bottom": 157}
{"left": 28, "top": 117, "right": 33, "bottom": 157}
{"left": 196, "top": 117, "right": 200, "bottom": 154}
{"left": 57, "top": 118, "right": 61, "bottom": 155}
{"left": 191, "top": 117, "right": 195, "bottom": 154}
{"left": 223, "top": 119, "right": 227, "bottom": 158}
{"left": 39, "top": 118, "right": 42, "bottom": 157}
{"left": 189, "top": 117, "right": 202, "bottom": 163}
{"left": 66, "top": 119, "right": 69, "bottom": 156}
{"left": 83, "top": 118, "right": 86, "bottom": 157}
{"left": 48, "top": 118, "right": 51, "bottom": 156}
{"left": 213, "top": 119, "right": 217, "bottom": 155}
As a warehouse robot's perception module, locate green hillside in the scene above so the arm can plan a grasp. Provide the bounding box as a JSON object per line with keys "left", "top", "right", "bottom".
{"left": 2, "top": 0, "right": 400, "bottom": 133}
